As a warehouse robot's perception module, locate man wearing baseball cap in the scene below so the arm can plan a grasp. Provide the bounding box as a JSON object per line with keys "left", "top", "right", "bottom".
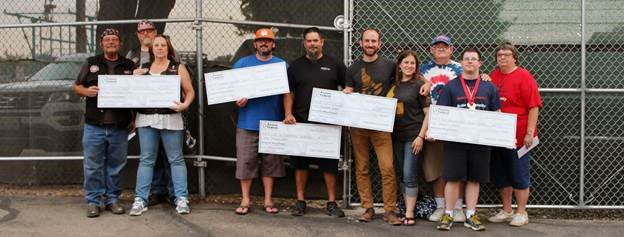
{"left": 420, "top": 35, "right": 466, "bottom": 222}
{"left": 73, "top": 28, "right": 136, "bottom": 217}
{"left": 233, "top": 28, "right": 287, "bottom": 215}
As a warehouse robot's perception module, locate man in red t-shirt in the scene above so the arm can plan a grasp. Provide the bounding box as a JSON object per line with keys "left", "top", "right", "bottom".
{"left": 488, "top": 42, "right": 543, "bottom": 227}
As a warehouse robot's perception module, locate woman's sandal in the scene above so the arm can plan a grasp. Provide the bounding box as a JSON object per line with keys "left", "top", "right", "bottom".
{"left": 263, "top": 205, "right": 279, "bottom": 214}
{"left": 235, "top": 205, "right": 250, "bottom": 215}
{"left": 402, "top": 217, "right": 416, "bottom": 226}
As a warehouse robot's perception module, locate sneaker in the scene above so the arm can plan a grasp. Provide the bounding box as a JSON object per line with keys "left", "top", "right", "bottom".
{"left": 291, "top": 200, "right": 306, "bottom": 216}
{"left": 106, "top": 201, "right": 125, "bottom": 215}
{"left": 428, "top": 207, "right": 444, "bottom": 222}
{"left": 383, "top": 211, "right": 402, "bottom": 226}
{"left": 509, "top": 213, "right": 529, "bottom": 226}
{"left": 86, "top": 203, "right": 100, "bottom": 218}
{"left": 453, "top": 209, "right": 466, "bottom": 222}
{"left": 488, "top": 210, "right": 514, "bottom": 223}
{"left": 436, "top": 214, "right": 453, "bottom": 231}
{"left": 325, "top": 201, "right": 345, "bottom": 218}
{"left": 464, "top": 214, "right": 486, "bottom": 231}
{"left": 359, "top": 208, "right": 375, "bottom": 222}
{"left": 129, "top": 197, "right": 148, "bottom": 216}
{"left": 175, "top": 197, "right": 190, "bottom": 214}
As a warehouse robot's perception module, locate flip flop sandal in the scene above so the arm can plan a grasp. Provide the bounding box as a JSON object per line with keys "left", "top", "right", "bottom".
{"left": 235, "top": 205, "right": 250, "bottom": 215}
{"left": 264, "top": 205, "right": 279, "bottom": 214}
{"left": 403, "top": 217, "right": 416, "bottom": 226}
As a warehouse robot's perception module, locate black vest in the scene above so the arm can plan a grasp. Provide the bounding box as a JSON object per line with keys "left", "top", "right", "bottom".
{"left": 82, "top": 54, "right": 135, "bottom": 127}
{"left": 136, "top": 61, "right": 183, "bottom": 115}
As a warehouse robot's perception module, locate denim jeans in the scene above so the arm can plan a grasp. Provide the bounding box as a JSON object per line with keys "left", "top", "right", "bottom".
{"left": 152, "top": 143, "right": 174, "bottom": 199}
{"left": 135, "top": 127, "right": 188, "bottom": 202}
{"left": 82, "top": 124, "right": 128, "bottom": 205}
{"left": 393, "top": 139, "right": 421, "bottom": 198}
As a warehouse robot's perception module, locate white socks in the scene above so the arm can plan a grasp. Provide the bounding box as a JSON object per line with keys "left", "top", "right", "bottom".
{"left": 435, "top": 198, "right": 445, "bottom": 209}
{"left": 466, "top": 209, "right": 475, "bottom": 218}
{"left": 455, "top": 199, "right": 463, "bottom": 209}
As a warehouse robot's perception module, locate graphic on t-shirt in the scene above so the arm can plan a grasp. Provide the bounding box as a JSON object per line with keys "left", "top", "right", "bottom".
{"left": 421, "top": 61, "right": 462, "bottom": 105}
{"left": 360, "top": 68, "right": 384, "bottom": 95}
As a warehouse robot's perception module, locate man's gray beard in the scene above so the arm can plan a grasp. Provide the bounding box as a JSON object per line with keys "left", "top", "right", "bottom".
{"left": 306, "top": 50, "right": 320, "bottom": 59}
{"left": 142, "top": 38, "right": 152, "bottom": 47}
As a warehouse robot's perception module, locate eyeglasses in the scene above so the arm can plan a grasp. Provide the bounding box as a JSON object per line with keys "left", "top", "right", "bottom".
{"left": 497, "top": 52, "right": 513, "bottom": 57}
{"left": 138, "top": 28, "right": 155, "bottom": 34}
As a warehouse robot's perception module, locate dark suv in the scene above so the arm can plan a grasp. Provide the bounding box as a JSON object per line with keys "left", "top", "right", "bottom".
{"left": 0, "top": 54, "right": 88, "bottom": 156}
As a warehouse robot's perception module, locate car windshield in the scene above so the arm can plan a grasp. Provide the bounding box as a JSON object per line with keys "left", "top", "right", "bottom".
{"left": 29, "top": 62, "right": 82, "bottom": 81}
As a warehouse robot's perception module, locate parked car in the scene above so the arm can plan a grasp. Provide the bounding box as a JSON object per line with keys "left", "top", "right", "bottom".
{"left": 0, "top": 54, "right": 88, "bottom": 156}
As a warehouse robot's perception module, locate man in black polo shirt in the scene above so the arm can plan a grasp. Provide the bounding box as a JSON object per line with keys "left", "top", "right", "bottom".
{"left": 73, "top": 28, "right": 135, "bottom": 218}
{"left": 283, "top": 27, "right": 345, "bottom": 217}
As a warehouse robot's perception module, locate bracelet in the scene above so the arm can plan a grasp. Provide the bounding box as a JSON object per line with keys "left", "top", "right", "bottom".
{"left": 417, "top": 135, "right": 425, "bottom": 139}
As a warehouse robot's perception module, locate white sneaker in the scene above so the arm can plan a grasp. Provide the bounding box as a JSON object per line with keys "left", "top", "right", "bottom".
{"left": 453, "top": 209, "right": 466, "bottom": 222}
{"left": 428, "top": 207, "right": 445, "bottom": 222}
{"left": 175, "top": 197, "right": 190, "bottom": 214}
{"left": 129, "top": 197, "right": 148, "bottom": 216}
{"left": 509, "top": 213, "right": 529, "bottom": 226}
{"left": 488, "top": 210, "right": 514, "bottom": 223}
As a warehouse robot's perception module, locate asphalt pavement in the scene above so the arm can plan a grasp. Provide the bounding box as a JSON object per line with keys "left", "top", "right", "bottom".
{"left": 1, "top": 195, "right": 623, "bottom": 237}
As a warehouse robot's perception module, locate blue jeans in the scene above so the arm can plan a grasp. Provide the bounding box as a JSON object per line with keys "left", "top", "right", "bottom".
{"left": 82, "top": 124, "right": 128, "bottom": 205}
{"left": 152, "top": 143, "right": 174, "bottom": 199}
{"left": 394, "top": 140, "right": 421, "bottom": 198}
{"left": 135, "top": 127, "right": 188, "bottom": 202}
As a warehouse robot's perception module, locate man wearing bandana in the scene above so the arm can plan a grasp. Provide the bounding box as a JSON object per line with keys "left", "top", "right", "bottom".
{"left": 73, "top": 28, "right": 136, "bottom": 218}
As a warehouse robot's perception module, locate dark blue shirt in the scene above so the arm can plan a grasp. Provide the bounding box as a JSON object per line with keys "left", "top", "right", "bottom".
{"left": 437, "top": 77, "right": 501, "bottom": 111}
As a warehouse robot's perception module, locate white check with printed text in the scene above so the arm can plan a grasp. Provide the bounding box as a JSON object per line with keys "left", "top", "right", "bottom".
{"left": 428, "top": 104, "right": 517, "bottom": 148}
{"left": 308, "top": 88, "right": 397, "bottom": 132}
{"left": 97, "top": 75, "right": 180, "bottom": 108}
{"left": 204, "top": 61, "right": 289, "bottom": 105}
{"left": 259, "top": 121, "right": 342, "bottom": 159}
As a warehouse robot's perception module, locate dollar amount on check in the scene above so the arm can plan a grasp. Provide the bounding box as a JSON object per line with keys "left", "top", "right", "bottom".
{"left": 427, "top": 105, "right": 517, "bottom": 148}
{"left": 204, "top": 61, "right": 289, "bottom": 105}
{"left": 97, "top": 75, "right": 181, "bottom": 108}
{"left": 259, "top": 121, "right": 342, "bottom": 159}
{"left": 308, "top": 88, "right": 397, "bottom": 132}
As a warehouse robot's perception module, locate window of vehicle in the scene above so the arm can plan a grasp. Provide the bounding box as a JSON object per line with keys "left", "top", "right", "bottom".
{"left": 29, "top": 62, "right": 82, "bottom": 81}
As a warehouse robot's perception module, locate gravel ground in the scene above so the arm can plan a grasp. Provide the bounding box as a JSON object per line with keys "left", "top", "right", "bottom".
{"left": 2, "top": 183, "right": 623, "bottom": 221}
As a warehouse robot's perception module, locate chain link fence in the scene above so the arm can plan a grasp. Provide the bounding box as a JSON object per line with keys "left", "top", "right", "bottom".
{"left": 348, "top": 0, "right": 624, "bottom": 208}
{"left": 1, "top": 0, "right": 623, "bottom": 208}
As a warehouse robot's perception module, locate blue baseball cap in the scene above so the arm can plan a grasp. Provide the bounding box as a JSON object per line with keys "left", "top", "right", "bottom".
{"left": 431, "top": 35, "right": 452, "bottom": 46}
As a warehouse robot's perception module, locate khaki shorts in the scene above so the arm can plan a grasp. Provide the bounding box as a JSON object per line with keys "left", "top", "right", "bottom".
{"left": 422, "top": 140, "right": 444, "bottom": 182}
{"left": 235, "top": 128, "right": 285, "bottom": 179}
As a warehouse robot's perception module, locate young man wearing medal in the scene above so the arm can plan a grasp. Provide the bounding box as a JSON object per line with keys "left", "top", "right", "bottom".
{"left": 434, "top": 48, "right": 501, "bottom": 231}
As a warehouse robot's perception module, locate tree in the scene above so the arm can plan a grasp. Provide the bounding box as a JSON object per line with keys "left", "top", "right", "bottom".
{"left": 75, "top": 0, "right": 87, "bottom": 53}
{"left": 96, "top": 0, "right": 176, "bottom": 54}
{"left": 237, "top": 0, "right": 343, "bottom": 39}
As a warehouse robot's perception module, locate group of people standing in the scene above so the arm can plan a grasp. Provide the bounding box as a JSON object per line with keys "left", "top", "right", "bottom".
{"left": 73, "top": 20, "right": 542, "bottom": 233}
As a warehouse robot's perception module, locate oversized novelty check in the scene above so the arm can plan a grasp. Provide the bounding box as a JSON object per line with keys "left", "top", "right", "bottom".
{"left": 308, "top": 88, "right": 397, "bottom": 132}
{"left": 259, "top": 121, "right": 342, "bottom": 159}
{"left": 97, "top": 75, "right": 180, "bottom": 108}
{"left": 204, "top": 61, "right": 289, "bottom": 105}
{"left": 428, "top": 104, "right": 517, "bottom": 148}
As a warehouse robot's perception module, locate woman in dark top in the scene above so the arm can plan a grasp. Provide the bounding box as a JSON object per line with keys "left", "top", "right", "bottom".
{"left": 390, "top": 50, "right": 430, "bottom": 225}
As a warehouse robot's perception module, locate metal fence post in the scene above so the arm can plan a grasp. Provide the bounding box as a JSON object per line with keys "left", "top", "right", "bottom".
{"left": 194, "top": 0, "right": 206, "bottom": 199}
{"left": 579, "top": 0, "right": 587, "bottom": 208}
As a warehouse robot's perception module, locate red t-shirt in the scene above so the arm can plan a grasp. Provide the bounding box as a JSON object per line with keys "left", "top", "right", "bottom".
{"left": 491, "top": 67, "right": 543, "bottom": 148}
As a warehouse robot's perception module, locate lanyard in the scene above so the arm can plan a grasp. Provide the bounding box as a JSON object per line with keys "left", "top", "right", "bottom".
{"left": 460, "top": 74, "right": 481, "bottom": 109}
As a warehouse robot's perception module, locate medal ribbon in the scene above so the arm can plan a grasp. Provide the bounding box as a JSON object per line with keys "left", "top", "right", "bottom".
{"left": 460, "top": 74, "right": 481, "bottom": 106}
